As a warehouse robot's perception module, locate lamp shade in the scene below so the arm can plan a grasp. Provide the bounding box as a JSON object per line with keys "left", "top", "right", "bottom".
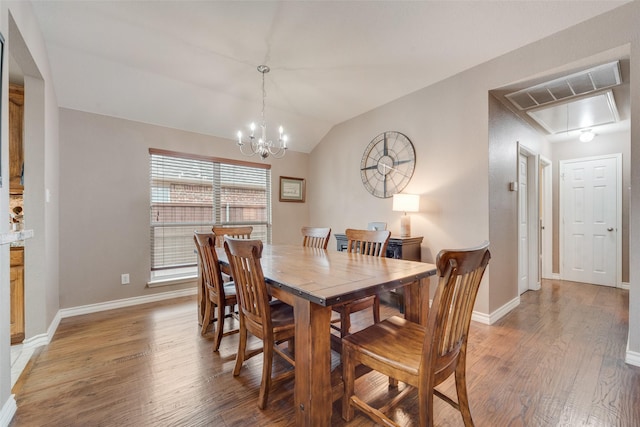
{"left": 392, "top": 193, "right": 419, "bottom": 213}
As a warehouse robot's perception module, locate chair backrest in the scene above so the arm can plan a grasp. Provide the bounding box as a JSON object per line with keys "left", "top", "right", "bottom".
{"left": 367, "top": 222, "right": 387, "bottom": 231}
{"left": 345, "top": 228, "right": 391, "bottom": 257}
{"left": 420, "top": 242, "right": 491, "bottom": 382}
{"left": 301, "top": 226, "right": 332, "bottom": 250}
{"left": 194, "top": 231, "right": 226, "bottom": 297}
{"left": 212, "top": 226, "right": 253, "bottom": 247}
{"left": 223, "top": 237, "right": 271, "bottom": 336}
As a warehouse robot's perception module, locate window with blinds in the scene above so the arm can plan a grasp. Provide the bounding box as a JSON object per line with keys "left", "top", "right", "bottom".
{"left": 149, "top": 149, "right": 271, "bottom": 280}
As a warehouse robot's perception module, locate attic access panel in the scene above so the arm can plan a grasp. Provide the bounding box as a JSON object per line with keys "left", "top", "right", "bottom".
{"left": 506, "top": 61, "right": 621, "bottom": 110}
{"left": 526, "top": 90, "right": 619, "bottom": 134}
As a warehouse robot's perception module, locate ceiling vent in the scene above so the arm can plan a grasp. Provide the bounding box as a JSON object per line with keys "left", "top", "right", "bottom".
{"left": 506, "top": 61, "right": 621, "bottom": 111}
{"left": 526, "top": 90, "right": 619, "bottom": 134}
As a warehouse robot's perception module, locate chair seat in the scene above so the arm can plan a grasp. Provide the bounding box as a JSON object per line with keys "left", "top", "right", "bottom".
{"left": 207, "top": 282, "right": 238, "bottom": 303}
{"left": 343, "top": 315, "right": 423, "bottom": 377}
{"left": 222, "top": 282, "right": 237, "bottom": 297}
{"left": 268, "top": 300, "right": 295, "bottom": 330}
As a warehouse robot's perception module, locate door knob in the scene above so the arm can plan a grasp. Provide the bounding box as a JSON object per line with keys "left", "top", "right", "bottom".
{"left": 607, "top": 227, "right": 614, "bottom": 231}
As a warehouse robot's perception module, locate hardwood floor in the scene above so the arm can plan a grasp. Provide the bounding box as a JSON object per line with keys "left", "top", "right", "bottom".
{"left": 10, "top": 280, "right": 640, "bottom": 426}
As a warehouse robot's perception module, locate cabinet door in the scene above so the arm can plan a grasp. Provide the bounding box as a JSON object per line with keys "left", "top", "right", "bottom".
{"left": 9, "top": 84, "right": 24, "bottom": 192}
{"left": 10, "top": 265, "right": 25, "bottom": 343}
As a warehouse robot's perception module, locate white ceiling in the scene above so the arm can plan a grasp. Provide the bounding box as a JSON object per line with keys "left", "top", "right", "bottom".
{"left": 26, "top": 1, "right": 628, "bottom": 153}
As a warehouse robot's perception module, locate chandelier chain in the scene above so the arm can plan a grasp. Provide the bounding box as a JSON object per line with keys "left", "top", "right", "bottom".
{"left": 261, "top": 70, "right": 266, "bottom": 125}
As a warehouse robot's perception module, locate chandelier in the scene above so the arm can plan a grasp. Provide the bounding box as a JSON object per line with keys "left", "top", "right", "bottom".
{"left": 236, "top": 65, "right": 288, "bottom": 159}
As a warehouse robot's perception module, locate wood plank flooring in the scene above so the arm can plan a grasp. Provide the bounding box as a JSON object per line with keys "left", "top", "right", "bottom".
{"left": 10, "top": 279, "right": 640, "bottom": 426}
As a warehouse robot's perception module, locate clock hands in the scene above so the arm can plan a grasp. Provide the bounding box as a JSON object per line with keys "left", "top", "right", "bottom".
{"left": 379, "top": 162, "right": 412, "bottom": 178}
{"left": 383, "top": 134, "right": 388, "bottom": 157}
{"left": 360, "top": 159, "right": 413, "bottom": 174}
{"left": 360, "top": 164, "right": 379, "bottom": 171}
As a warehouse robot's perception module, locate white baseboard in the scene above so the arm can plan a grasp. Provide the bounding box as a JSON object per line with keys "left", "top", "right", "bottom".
{"left": 620, "top": 281, "right": 630, "bottom": 290}
{"left": 58, "top": 287, "right": 197, "bottom": 319}
{"left": 0, "top": 395, "right": 17, "bottom": 427}
{"left": 626, "top": 343, "right": 640, "bottom": 367}
{"left": 472, "top": 296, "right": 520, "bottom": 325}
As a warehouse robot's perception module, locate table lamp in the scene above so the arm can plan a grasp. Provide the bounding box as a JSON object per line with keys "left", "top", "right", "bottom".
{"left": 392, "top": 193, "right": 419, "bottom": 238}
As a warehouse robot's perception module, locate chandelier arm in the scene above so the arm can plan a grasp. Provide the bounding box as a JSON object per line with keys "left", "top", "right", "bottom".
{"left": 238, "top": 140, "right": 258, "bottom": 157}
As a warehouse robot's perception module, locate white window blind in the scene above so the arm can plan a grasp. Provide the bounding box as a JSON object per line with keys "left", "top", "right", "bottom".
{"left": 149, "top": 149, "right": 271, "bottom": 275}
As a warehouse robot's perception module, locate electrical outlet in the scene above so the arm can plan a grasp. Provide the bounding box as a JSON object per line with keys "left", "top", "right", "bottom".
{"left": 121, "top": 273, "right": 130, "bottom": 285}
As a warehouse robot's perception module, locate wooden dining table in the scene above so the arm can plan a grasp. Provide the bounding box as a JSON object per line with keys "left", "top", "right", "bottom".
{"left": 215, "top": 244, "right": 437, "bottom": 426}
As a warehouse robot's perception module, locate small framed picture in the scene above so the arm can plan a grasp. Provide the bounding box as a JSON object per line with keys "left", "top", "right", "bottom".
{"left": 279, "top": 176, "right": 305, "bottom": 203}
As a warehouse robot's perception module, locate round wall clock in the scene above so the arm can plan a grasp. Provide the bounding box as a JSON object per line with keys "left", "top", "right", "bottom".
{"left": 360, "top": 131, "right": 416, "bottom": 198}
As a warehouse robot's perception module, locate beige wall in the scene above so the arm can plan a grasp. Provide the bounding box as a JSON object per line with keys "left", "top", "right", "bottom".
{"left": 310, "top": 70, "right": 492, "bottom": 312}
{"left": 309, "top": 1, "right": 640, "bottom": 354}
{"left": 488, "top": 95, "right": 548, "bottom": 311}
{"left": 58, "top": 108, "right": 309, "bottom": 308}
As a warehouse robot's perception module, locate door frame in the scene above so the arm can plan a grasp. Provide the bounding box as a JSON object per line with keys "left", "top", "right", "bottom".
{"left": 518, "top": 143, "right": 541, "bottom": 293}
{"left": 540, "top": 156, "right": 552, "bottom": 280}
{"left": 559, "top": 153, "right": 622, "bottom": 287}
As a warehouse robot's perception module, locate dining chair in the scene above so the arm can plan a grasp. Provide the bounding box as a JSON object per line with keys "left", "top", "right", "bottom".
{"left": 212, "top": 225, "right": 253, "bottom": 283}
{"left": 223, "top": 236, "right": 296, "bottom": 409}
{"left": 331, "top": 228, "right": 391, "bottom": 339}
{"left": 193, "top": 232, "right": 239, "bottom": 348}
{"left": 341, "top": 242, "right": 491, "bottom": 427}
{"left": 301, "top": 226, "right": 332, "bottom": 249}
{"left": 211, "top": 225, "right": 253, "bottom": 247}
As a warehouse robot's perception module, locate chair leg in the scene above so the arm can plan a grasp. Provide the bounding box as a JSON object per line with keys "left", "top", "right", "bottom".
{"left": 418, "top": 384, "right": 435, "bottom": 427}
{"left": 373, "top": 295, "right": 380, "bottom": 323}
{"left": 455, "top": 361, "right": 474, "bottom": 427}
{"left": 341, "top": 308, "right": 351, "bottom": 338}
{"left": 212, "top": 303, "right": 224, "bottom": 352}
{"left": 233, "top": 319, "right": 247, "bottom": 376}
{"left": 258, "top": 339, "right": 274, "bottom": 409}
{"left": 200, "top": 299, "right": 211, "bottom": 336}
{"left": 341, "top": 346, "right": 356, "bottom": 421}
{"left": 287, "top": 338, "right": 295, "bottom": 357}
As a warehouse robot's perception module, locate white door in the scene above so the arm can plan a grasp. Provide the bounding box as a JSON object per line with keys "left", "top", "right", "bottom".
{"left": 540, "top": 157, "right": 553, "bottom": 280}
{"left": 518, "top": 153, "right": 529, "bottom": 295}
{"left": 560, "top": 155, "right": 620, "bottom": 286}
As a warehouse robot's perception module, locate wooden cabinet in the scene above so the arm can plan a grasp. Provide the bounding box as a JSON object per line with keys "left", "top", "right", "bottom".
{"left": 10, "top": 247, "right": 25, "bottom": 344}
{"left": 9, "top": 84, "right": 24, "bottom": 194}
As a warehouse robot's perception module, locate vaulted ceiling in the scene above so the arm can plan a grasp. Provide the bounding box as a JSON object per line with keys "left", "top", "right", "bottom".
{"left": 25, "top": 1, "right": 628, "bottom": 153}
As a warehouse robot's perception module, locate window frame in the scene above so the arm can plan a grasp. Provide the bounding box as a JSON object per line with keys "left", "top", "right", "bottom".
{"left": 148, "top": 148, "right": 272, "bottom": 283}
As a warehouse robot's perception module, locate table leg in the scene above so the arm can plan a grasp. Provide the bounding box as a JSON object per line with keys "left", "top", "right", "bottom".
{"left": 403, "top": 276, "right": 430, "bottom": 325}
{"left": 294, "top": 298, "right": 332, "bottom": 427}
